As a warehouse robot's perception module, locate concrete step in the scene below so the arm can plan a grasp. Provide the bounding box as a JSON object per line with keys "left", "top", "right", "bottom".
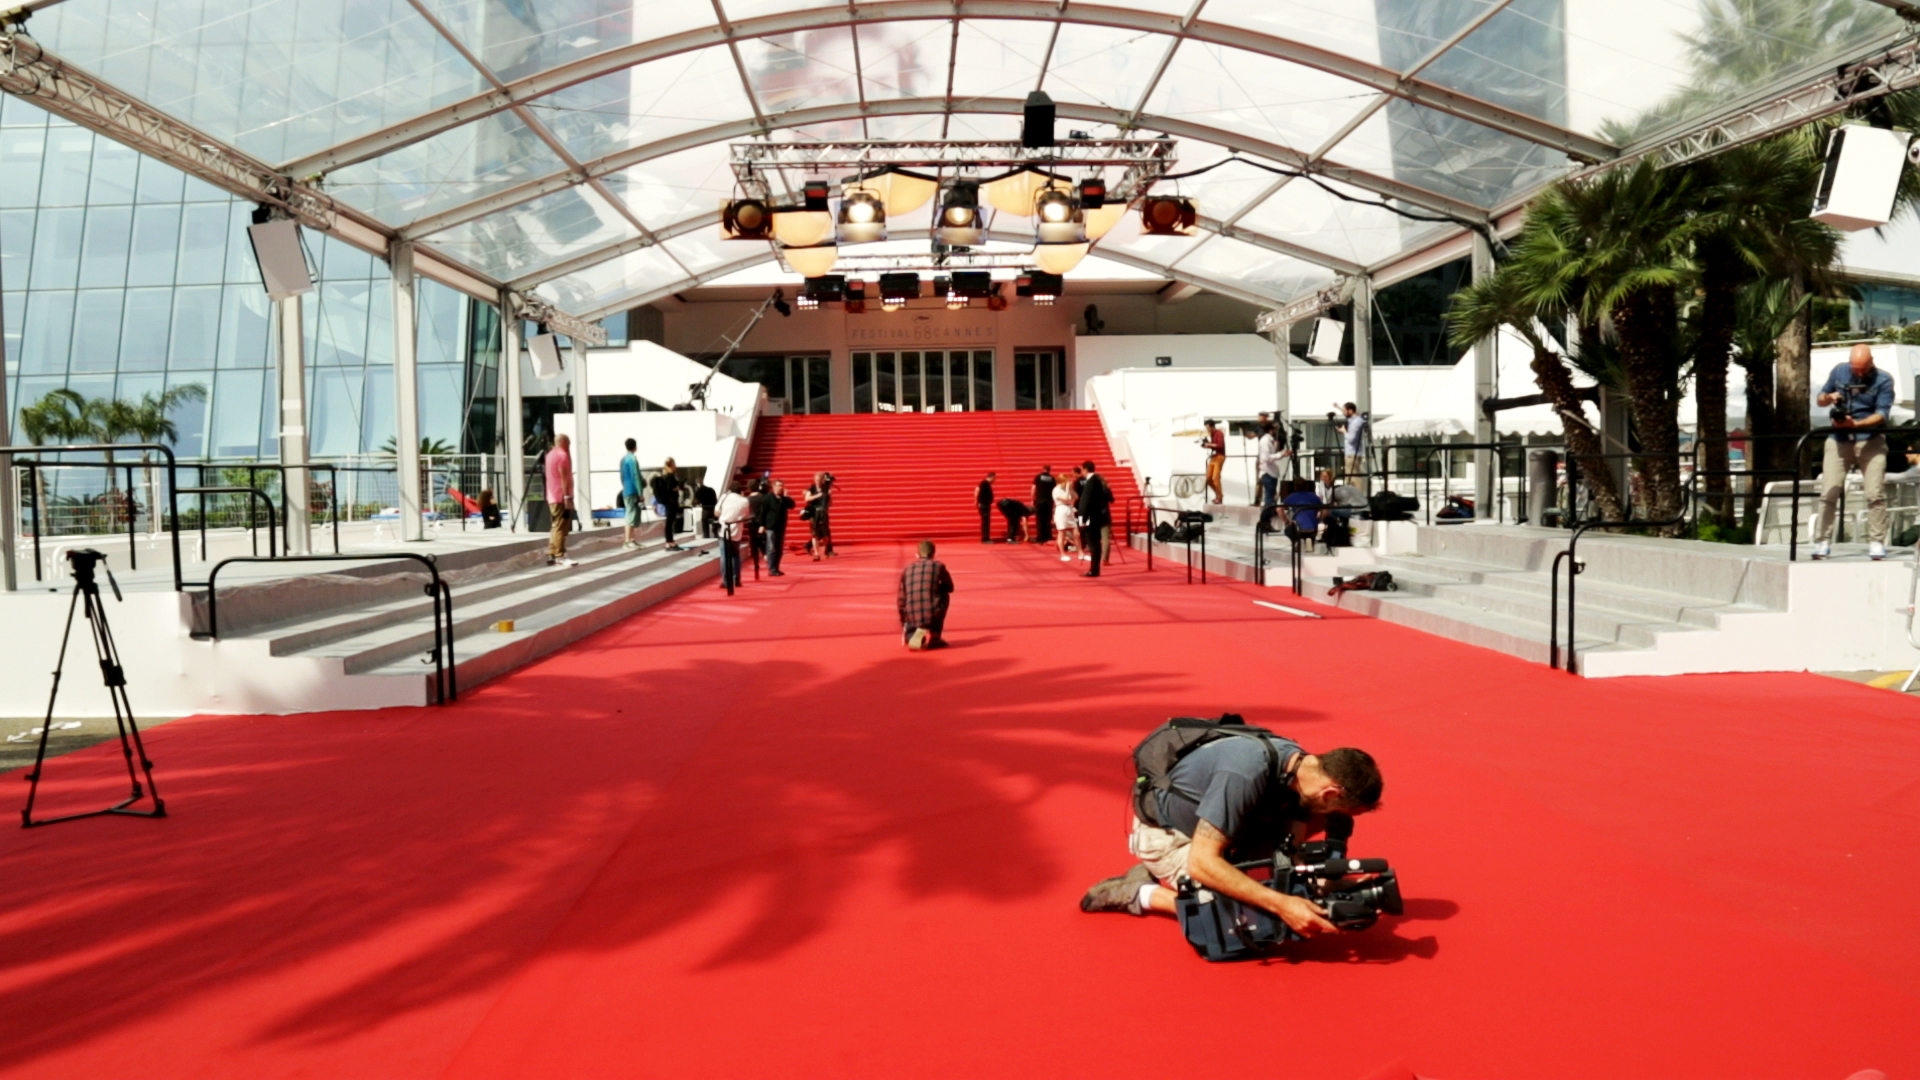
{"left": 1306, "top": 582, "right": 1640, "bottom": 667}
{"left": 1357, "top": 551, "right": 1778, "bottom": 631}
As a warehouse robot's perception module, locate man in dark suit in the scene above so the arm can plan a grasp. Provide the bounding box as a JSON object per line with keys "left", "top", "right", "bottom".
{"left": 1031, "top": 465, "right": 1054, "bottom": 544}
{"left": 976, "top": 472, "right": 995, "bottom": 543}
{"left": 1076, "top": 460, "right": 1113, "bottom": 578}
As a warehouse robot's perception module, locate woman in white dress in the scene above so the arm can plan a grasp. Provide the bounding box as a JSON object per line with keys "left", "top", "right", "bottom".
{"left": 1052, "top": 476, "right": 1078, "bottom": 561}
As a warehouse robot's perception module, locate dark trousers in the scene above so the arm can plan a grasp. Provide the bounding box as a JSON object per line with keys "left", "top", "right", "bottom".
{"left": 1080, "top": 524, "right": 1103, "bottom": 576}
{"left": 765, "top": 527, "right": 785, "bottom": 573}
{"left": 979, "top": 506, "right": 992, "bottom": 542}
{"left": 720, "top": 537, "right": 741, "bottom": 588}
{"left": 701, "top": 509, "right": 717, "bottom": 539}
{"left": 1033, "top": 505, "right": 1051, "bottom": 543}
{"left": 1001, "top": 509, "right": 1021, "bottom": 541}
{"left": 905, "top": 607, "right": 948, "bottom": 641}
{"left": 662, "top": 506, "right": 678, "bottom": 546}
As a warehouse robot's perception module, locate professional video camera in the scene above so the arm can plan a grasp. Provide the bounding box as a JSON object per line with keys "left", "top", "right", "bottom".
{"left": 1831, "top": 382, "right": 1869, "bottom": 426}
{"left": 1176, "top": 813, "right": 1402, "bottom": 961}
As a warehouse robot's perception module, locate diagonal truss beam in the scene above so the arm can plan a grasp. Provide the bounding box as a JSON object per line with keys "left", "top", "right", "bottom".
{"left": 279, "top": 0, "right": 1616, "bottom": 179}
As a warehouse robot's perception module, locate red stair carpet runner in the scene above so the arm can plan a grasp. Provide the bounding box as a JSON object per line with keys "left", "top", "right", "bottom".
{"left": 741, "top": 411, "right": 1143, "bottom": 545}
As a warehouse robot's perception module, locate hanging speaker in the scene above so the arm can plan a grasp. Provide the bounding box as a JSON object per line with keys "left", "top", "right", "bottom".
{"left": 529, "top": 333, "right": 564, "bottom": 380}
{"left": 1306, "top": 317, "right": 1345, "bottom": 365}
{"left": 247, "top": 219, "right": 314, "bottom": 300}
{"left": 1811, "top": 125, "right": 1914, "bottom": 232}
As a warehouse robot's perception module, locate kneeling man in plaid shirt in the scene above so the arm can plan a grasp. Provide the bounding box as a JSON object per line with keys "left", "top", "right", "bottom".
{"left": 897, "top": 540, "right": 956, "bottom": 650}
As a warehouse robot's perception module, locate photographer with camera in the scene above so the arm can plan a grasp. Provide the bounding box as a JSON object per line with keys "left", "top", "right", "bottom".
{"left": 1081, "top": 725, "right": 1382, "bottom": 940}
{"left": 1341, "top": 403, "right": 1368, "bottom": 484}
{"left": 1812, "top": 344, "right": 1896, "bottom": 560}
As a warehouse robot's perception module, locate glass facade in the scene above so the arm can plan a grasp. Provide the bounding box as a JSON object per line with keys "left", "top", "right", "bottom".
{"left": 3, "top": 102, "right": 488, "bottom": 462}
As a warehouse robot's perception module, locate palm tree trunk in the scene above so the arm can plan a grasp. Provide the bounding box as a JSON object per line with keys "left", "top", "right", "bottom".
{"left": 1530, "top": 347, "right": 1626, "bottom": 521}
{"left": 1775, "top": 267, "right": 1812, "bottom": 451}
{"left": 1737, "top": 348, "right": 1776, "bottom": 521}
{"left": 1695, "top": 283, "right": 1737, "bottom": 523}
{"left": 1613, "top": 288, "right": 1686, "bottom": 531}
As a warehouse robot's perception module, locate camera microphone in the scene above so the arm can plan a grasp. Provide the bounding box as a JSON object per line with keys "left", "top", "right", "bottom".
{"left": 1298, "top": 856, "right": 1390, "bottom": 877}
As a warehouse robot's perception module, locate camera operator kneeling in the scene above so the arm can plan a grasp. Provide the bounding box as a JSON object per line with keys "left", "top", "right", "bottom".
{"left": 1812, "top": 343, "right": 1896, "bottom": 560}
{"left": 1081, "top": 728, "right": 1382, "bottom": 942}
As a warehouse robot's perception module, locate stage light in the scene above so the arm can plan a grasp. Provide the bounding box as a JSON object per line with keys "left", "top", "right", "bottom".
{"left": 721, "top": 197, "right": 773, "bottom": 240}
{"left": 879, "top": 272, "right": 921, "bottom": 311}
{"left": 783, "top": 242, "right": 839, "bottom": 277}
{"left": 771, "top": 207, "right": 833, "bottom": 247}
{"left": 1034, "top": 185, "right": 1085, "bottom": 244}
{"left": 1022, "top": 90, "right": 1055, "bottom": 149}
{"left": 845, "top": 278, "right": 867, "bottom": 314}
{"left": 837, "top": 188, "right": 887, "bottom": 244}
{"left": 1032, "top": 241, "right": 1089, "bottom": 275}
{"left": 950, "top": 270, "right": 994, "bottom": 299}
{"left": 802, "top": 181, "right": 830, "bottom": 211}
{"left": 1079, "top": 178, "right": 1107, "bottom": 209}
{"left": 1016, "top": 271, "right": 1063, "bottom": 306}
{"left": 798, "top": 274, "right": 846, "bottom": 311}
{"left": 796, "top": 292, "right": 818, "bottom": 312}
{"left": 936, "top": 179, "right": 984, "bottom": 246}
{"left": 1141, "top": 195, "right": 1198, "bottom": 236}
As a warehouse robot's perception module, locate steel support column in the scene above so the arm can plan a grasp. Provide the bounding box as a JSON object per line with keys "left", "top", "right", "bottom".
{"left": 1472, "top": 232, "right": 1497, "bottom": 516}
{"left": 1351, "top": 276, "right": 1374, "bottom": 487}
{"left": 570, "top": 338, "right": 592, "bottom": 524}
{"left": 275, "top": 292, "right": 313, "bottom": 556}
{"left": 392, "top": 241, "right": 424, "bottom": 542}
{"left": 0, "top": 235, "right": 14, "bottom": 592}
{"left": 501, "top": 292, "right": 526, "bottom": 531}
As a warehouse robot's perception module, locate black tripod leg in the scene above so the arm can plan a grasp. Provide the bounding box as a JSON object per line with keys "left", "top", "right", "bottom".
{"left": 87, "top": 590, "right": 164, "bottom": 817}
{"left": 22, "top": 586, "right": 84, "bottom": 827}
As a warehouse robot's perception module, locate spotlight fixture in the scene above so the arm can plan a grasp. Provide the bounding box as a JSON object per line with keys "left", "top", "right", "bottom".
{"left": 1021, "top": 90, "right": 1056, "bottom": 149}
{"left": 935, "top": 276, "right": 966, "bottom": 310}
{"left": 983, "top": 166, "right": 1072, "bottom": 217}
{"left": 936, "top": 179, "right": 984, "bottom": 246}
{"left": 1079, "top": 178, "right": 1107, "bottom": 209}
{"left": 879, "top": 272, "right": 921, "bottom": 311}
{"left": 1016, "top": 271, "right": 1063, "bottom": 306}
{"left": 1141, "top": 195, "right": 1198, "bottom": 236}
{"left": 721, "top": 197, "right": 773, "bottom": 240}
{"left": 837, "top": 187, "right": 887, "bottom": 244}
{"left": 802, "top": 180, "right": 831, "bottom": 211}
{"left": 1033, "top": 184, "right": 1085, "bottom": 244}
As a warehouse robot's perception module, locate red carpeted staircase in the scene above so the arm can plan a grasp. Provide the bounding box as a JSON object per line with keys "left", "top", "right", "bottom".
{"left": 741, "top": 411, "right": 1142, "bottom": 545}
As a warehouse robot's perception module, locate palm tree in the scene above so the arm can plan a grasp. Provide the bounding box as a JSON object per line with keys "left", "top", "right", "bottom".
{"left": 124, "top": 385, "right": 208, "bottom": 534}
{"left": 16, "top": 389, "right": 92, "bottom": 532}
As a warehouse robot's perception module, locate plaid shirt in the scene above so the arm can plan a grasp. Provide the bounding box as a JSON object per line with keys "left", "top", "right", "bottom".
{"left": 897, "top": 558, "right": 954, "bottom": 627}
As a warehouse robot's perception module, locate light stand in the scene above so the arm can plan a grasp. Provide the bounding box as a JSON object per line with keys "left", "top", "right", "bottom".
{"left": 22, "top": 549, "right": 166, "bottom": 828}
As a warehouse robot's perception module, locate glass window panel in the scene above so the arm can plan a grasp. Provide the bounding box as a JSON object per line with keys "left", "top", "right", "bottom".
{"left": 176, "top": 203, "right": 231, "bottom": 285}
{"left": 530, "top": 241, "right": 683, "bottom": 314}
{"left": 1014, "top": 353, "right": 1037, "bottom": 410}
{"left": 182, "top": 175, "right": 228, "bottom": 203}
{"left": 78, "top": 205, "right": 134, "bottom": 289}
{"left": 1167, "top": 151, "right": 1300, "bottom": 226}
{"left": 900, "top": 351, "right": 922, "bottom": 412}
{"left": 419, "top": 364, "right": 465, "bottom": 452}
{"left": 1175, "top": 234, "right": 1336, "bottom": 303}
{"left": 170, "top": 286, "right": 223, "bottom": 369}
{"left": 314, "top": 281, "right": 374, "bottom": 366}
{"left": 38, "top": 127, "right": 94, "bottom": 208}
{"left": 943, "top": 112, "right": 1022, "bottom": 142}
{"left": 163, "top": 372, "right": 213, "bottom": 458}
{"left": 329, "top": 112, "right": 569, "bottom": 227}
{"left": 115, "top": 373, "right": 163, "bottom": 407}
{"left": 1234, "top": 175, "right": 1426, "bottom": 267}
{"left": 86, "top": 139, "right": 140, "bottom": 204}
{"left": 423, "top": 186, "right": 638, "bottom": 281}
{"left": 720, "top": 0, "right": 829, "bottom": 19}
{"left": 29, "top": 207, "right": 85, "bottom": 289}
{"left": 0, "top": 129, "right": 45, "bottom": 208}
{"left": 662, "top": 232, "right": 757, "bottom": 281}
{"left": 216, "top": 285, "right": 272, "bottom": 369}
{"left": 2, "top": 209, "right": 34, "bottom": 284}
{"left": 1197, "top": 0, "right": 1490, "bottom": 67}
{"left": 366, "top": 282, "right": 395, "bottom": 367}
{"left": 876, "top": 352, "right": 896, "bottom": 411}
{"left": 925, "top": 351, "right": 947, "bottom": 410}
{"left": 421, "top": 0, "right": 704, "bottom": 84}
{"left": 972, "top": 350, "right": 993, "bottom": 411}
{"left": 1, "top": 89, "right": 47, "bottom": 128}
{"left": 20, "top": 291, "right": 76, "bottom": 375}
{"left": 1145, "top": 44, "right": 1376, "bottom": 154}
{"left": 2, "top": 292, "right": 23, "bottom": 375}
{"left": 307, "top": 368, "right": 364, "bottom": 458}
{"left": 127, "top": 206, "right": 182, "bottom": 287}
{"left": 1043, "top": 22, "right": 1174, "bottom": 112}
{"left": 948, "top": 351, "right": 968, "bottom": 410}
{"left": 603, "top": 140, "right": 737, "bottom": 231}
{"left": 134, "top": 155, "right": 185, "bottom": 204}
{"left": 741, "top": 26, "right": 861, "bottom": 118}
{"left": 38, "top": 0, "right": 487, "bottom": 166}
{"left": 525, "top": 46, "right": 754, "bottom": 165}
{"left": 864, "top": 113, "right": 947, "bottom": 142}
{"left": 212, "top": 368, "right": 268, "bottom": 458}
{"left": 119, "top": 288, "right": 171, "bottom": 372}
{"left": 950, "top": 21, "right": 1054, "bottom": 106}
{"left": 224, "top": 203, "right": 261, "bottom": 284}
{"left": 362, "top": 366, "right": 395, "bottom": 454}
{"left": 1331, "top": 101, "right": 1571, "bottom": 210}
{"left": 852, "top": 351, "right": 872, "bottom": 413}
{"left": 70, "top": 291, "right": 125, "bottom": 374}
{"left": 418, "top": 281, "right": 464, "bottom": 366}
{"left": 858, "top": 21, "right": 948, "bottom": 103}
{"left": 808, "top": 356, "right": 830, "bottom": 415}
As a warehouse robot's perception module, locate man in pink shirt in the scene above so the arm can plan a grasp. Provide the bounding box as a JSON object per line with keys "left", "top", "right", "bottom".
{"left": 545, "top": 434, "right": 575, "bottom": 567}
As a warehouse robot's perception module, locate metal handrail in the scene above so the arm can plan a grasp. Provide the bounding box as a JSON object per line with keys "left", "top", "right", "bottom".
{"left": 1785, "top": 424, "right": 1919, "bottom": 560}
{"left": 1377, "top": 441, "right": 1521, "bottom": 524}
{"left": 197, "top": 553, "right": 457, "bottom": 705}
{"left": 2, "top": 443, "right": 184, "bottom": 590}
{"left": 1143, "top": 505, "right": 1208, "bottom": 583}
{"left": 1549, "top": 495, "right": 1692, "bottom": 674}
{"left": 177, "top": 487, "right": 278, "bottom": 558}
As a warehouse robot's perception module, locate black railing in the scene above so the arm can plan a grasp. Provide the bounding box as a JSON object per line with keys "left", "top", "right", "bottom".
{"left": 1378, "top": 441, "right": 1524, "bottom": 525}
{"left": 3, "top": 443, "right": 185, "bottom": 590}
{"left": 183, "top": 463, "right": 342, "bottom": 556}
{"left": 197, "top": 553, "right": 457, "bottom": 705}
{"left": 1549, "top": 494, "right": 1692, "bottom": 675}
{"left": 178, "top": 487, "right": 278, "bottom": 559}
{"left": 1783, "top": 424, "right": 1920, "bottom": 560}
{"left": 1142, "top": 505, "right": 1208, "bottom": 583}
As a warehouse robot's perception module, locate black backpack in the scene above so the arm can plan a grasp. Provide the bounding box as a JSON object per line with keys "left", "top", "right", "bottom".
{"left": 1131, "top": 714, "right": 1290, "bottom": 827}
{"left": 1368, "top": 491, "right": 1418, "bottom": 521}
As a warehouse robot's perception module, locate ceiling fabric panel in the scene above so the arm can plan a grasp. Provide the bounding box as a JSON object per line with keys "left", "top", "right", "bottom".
{"left": 1172, "top": 231, "right": 1338, "bottom": 301}
{"left": 415, "top": 0, "right": 693, "bottom": 83}
{"left": 601, "top": 141, "right": 738, "bottom": 230}
{"left": 741, "top": 24, "right": 862, "bottom": 118}
{"left": 1195, "top": 0, "right": 1501, "bottom": 69}
{"left": 1329, "top": 98, "right": 1572, "bottom": 211}
{"left": 1232, "top": 175, "right": 1449, "bottom": 266}
{"left": 31, "top": 0, "right": 484, "bottom": 167}
{"left": 856, "top": 20, "right": 951, "bottom": 103}
{"left": 1041, "top": 21, "right": 1174, "bottom": 112}
{"left": 1159, "top": 151, "right": 1291, "bottom": 224}
{"left": 330, "top": 111, "right": 570, "bottom": 227}
{"left": 532, "top": 242, "right": 684, "bottom": 312}
{"left": 863, "top": 113, "right": 950, "bottom": 141}
{"left": 663, "top": 230, "right": 754, "bottom": 278}
{"left": 1144, "top": 42, "right": 1380, "bottom": 156}
{"left": 719, "top": 0, "right": 850, "bottom": 21}
{"left": 421, "top": 185, "right": 638, "bottom": 281}
{"left": 522, "top": 46, "right": 757, "bottom": 164}
{"left": 951, "top": 20, "right": 1055, "bottom": 105}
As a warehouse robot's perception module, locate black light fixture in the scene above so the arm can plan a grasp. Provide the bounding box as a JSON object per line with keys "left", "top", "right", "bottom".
{"left": 1021, "top": 90, "right": 1056, "bottom": 149}
{"left": 1140, "top": 195, "right": 1198, "bottom": 236}
{"left": 802, "top": 180, "right": 831, "bottom": 212}
{"left": 950, "top": 270, "right": 994, "bottom": 299}
{"left": 936, "top": 179, "right": 984, "bottom": 246}
{"left": 721, "top": 197, "right": 773, "bottom": 240}
{"left": 799, "top": 275, "right": 846, "bottom": 311}
{"left": 1079, "top": 178, "right": 1107, "bottom": 209}
{"left": 878, "top": 272, "right": 921, "bottom": 311}
{"left": 1016, "top": 271, "right": 1063, "bottom": 306}
{"left": 845, "top": 277, "right": 868, "bottom": 314}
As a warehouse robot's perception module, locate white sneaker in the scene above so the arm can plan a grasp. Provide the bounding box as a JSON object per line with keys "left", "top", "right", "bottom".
{"left": 1870, "top": 541, "right": 1887, "bottom": 561}
{"left": 1078, "top": 554, "right": 1091, "bottom": 561}
{"left": 1060, "top": 554, "right": 1071, "bottom": 562}
{"left": 1810, "top": 541, "right": 1831, "bottom": 560}
{"left": 621, "top": 541, "right": 637, "bottom": 551}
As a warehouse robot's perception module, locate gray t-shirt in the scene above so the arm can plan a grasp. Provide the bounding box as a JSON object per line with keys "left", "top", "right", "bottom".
{"left": 1154, "top": 735, "right": 1303, "bottom": 856}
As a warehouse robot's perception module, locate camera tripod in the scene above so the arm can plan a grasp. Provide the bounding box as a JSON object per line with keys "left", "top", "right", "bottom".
{"left": 22, "top": 549, "right": 166, "bottom": 828}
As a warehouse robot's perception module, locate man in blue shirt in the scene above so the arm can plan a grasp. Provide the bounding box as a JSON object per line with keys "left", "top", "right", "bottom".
{"left": 619, "top": 438, "right": 643, "bottom": 551}
{"left": 1812, "top": 344, "right": 1896, "bottom": 560}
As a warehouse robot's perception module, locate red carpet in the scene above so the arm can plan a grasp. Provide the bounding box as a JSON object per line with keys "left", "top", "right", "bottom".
{"left": 742, "top": 411, "right": 1142, "bottom": 544}
{"left": 2, "top": 542, "right": 1918, "bottom": 1079}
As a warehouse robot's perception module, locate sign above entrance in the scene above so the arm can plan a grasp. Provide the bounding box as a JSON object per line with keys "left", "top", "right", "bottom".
{"left": 846, "top": 311, "right": 999, "bottom": 348}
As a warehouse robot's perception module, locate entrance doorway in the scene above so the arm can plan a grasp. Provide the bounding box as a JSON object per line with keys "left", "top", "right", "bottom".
{"left": 1013, "top": 350, "right": 1066, "bottom": 409}
{"left": 852, "top": 350, "right": 995, "bottom": 412}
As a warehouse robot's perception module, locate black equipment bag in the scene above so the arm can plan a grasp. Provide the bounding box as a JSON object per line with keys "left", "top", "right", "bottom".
{"left": 1176, "top": 876, "right": 1291, "bottom": 962}
{"left": 1130, "top": 714, "right": 1287, "bottom": 828}
{"left": 1323, "top": 515, "right": 1351, "bottom": 548}
{"left": 1367, "top": 491, "right": 1418, "bottom": 521}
